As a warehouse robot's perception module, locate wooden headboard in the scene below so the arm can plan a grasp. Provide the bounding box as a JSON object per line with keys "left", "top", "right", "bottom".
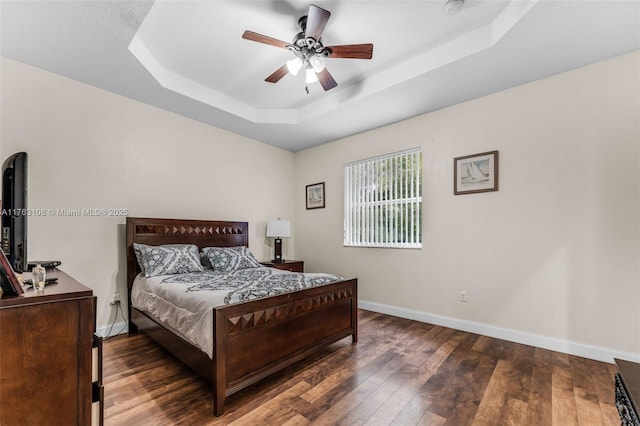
{"left": 125, "top": 217, "right": 249, "bottom": 302}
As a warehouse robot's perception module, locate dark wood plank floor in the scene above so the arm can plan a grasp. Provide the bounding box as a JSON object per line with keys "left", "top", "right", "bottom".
{"left": 102, "top": 310, "right": 620, "bottom": 425}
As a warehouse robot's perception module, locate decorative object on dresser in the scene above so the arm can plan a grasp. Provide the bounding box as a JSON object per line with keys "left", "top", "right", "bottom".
{"left": 453, "top": 150, "right": 499, "bottom": 195}
{"left": 265, "top": 218, "right": 291, "bottom": 263}
{"left": 0, "top": 247, "right": 23, "bottom": 296}
{"left": 306, "top": 181, "right": 325, "bottom": 209}
{"left": 260, "top": 259, "right": 304, "bottom": 273}
{"left": 615, "top": 358, "right": 640, "bottom": 426}
{"left": 0, "top": 269, "right": 102, "bottom": 425}
{"left": 126, "top": 217, "right": 358, "bottom": 416}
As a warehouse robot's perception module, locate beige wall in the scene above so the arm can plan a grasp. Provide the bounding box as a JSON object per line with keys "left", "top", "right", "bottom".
{"left": 2, "top": 51, "right": 639, "bottom": 361}
{"left": 295, "top": 51, "right": 640, "bottom": 360}
{"left": 0, "top": 57, "right": 296, "bottom": 328}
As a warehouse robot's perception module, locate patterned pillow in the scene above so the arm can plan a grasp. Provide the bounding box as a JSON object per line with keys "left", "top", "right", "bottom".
{"left": 202, "top": 246, "right": 262, "bottom": 273}
{"left": 133, "top": 243, "right": 204, "bottom": 277}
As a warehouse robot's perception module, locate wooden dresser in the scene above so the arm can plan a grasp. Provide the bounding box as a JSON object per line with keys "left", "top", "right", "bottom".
{"left": 0, "top": 270, "right": 99, "bottom": 425}
{"left": 615, "top": 358, "right": 640, "bottom": 426}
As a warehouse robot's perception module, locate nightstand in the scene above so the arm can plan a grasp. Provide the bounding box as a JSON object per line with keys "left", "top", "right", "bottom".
{"left": 260, "top": 260, "right": 304, "bottom": 273}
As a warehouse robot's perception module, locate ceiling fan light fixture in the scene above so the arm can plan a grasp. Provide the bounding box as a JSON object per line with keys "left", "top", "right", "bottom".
{"left": 444, "top": 0, "right": 465, "bottom": 15}
{"left": 286, "top": 57, "right": 303, "bottom": 76}
{"left": 305, "top": 68, "right": 318, "bottom": 84}
{"left": 309, "top": 55, "right": 326, "bottom": 72}
{"left": 242, "top": 4, "right": 373, "bottom": 92}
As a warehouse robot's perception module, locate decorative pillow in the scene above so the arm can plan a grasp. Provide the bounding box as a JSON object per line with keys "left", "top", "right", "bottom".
{"left": 202, "top": 246, "right": 262, "bottom": 273}
{"left": 134, "top": 247, "right": 148, "bottom": 275}
{"left": 133, "top": 243, "right": 204, "bottom": 277}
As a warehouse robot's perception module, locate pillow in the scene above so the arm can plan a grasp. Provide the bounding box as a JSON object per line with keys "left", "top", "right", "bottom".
{"left": 201, "top": 246, "right": 262, "bottom": 273}
{"left": 133, "top": 243, "right": 204, "bottom": 277}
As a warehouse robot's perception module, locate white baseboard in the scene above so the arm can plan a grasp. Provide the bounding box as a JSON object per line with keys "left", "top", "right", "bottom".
{"left": 359, "top": 299, "right": 640, "bottom": 364}
{"left": 96, "top": 321, "right": 128, "bottom": 338}
{"left": 95, "top": 302, "right": 640, "bottom": 363}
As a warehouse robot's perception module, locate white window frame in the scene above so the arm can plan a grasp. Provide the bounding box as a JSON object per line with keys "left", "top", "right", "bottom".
{"left": 344, "top": 148, "right": 422, "bottom": 248}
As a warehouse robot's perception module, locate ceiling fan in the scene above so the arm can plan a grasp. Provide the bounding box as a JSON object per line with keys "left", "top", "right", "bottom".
{"left": 242, "top": 4, "right": 373, "bottom": 92}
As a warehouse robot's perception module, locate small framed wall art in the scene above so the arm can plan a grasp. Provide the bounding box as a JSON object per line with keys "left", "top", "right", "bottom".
{"left": 454, "top": 150, "right": 499, "bottom": 195}
{"left": 306, "top": 182, "right": 325, "bottom": 209}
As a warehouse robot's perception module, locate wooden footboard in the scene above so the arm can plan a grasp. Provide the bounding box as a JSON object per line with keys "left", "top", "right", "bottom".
{"left": 212, "top": 278, "right": 357, "bottom": 415}
{"left": 131, "top": 278, "right": 357, "bottom": 416}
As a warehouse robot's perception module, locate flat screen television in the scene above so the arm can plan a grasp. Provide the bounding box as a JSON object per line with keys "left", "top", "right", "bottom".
{"left": 1, "top": 152, "right": 28, "bottom": 273}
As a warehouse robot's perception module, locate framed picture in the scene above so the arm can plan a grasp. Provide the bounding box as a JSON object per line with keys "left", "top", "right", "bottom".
{"left": 306, "top": 182, "right": 325, "bottom": 210}
{"left": 454, "top": 150, "right": 499, "bottom": 195}
{"left": 0, "top": 248, "right": 24, "bottom": 296}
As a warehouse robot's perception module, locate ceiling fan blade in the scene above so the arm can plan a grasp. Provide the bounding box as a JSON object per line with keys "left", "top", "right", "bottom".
{"left": 316, "top": 68, "right": 337, "bottom": 91}
{"left": 305, "top": 4, "right": 331, "bottom": 41}
{"left": 327, "top": 44, "right": 374, "bottom": 60}
{"left": 265, "top": 65, "right": 289, "bottom": 83}
{"left": 242, "top": 30, "right": 290, "bottom": 49}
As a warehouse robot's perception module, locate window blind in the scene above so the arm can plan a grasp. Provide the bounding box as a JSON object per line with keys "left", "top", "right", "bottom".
{"left": 344, "top": 148, "right": 422, "bottom": 248}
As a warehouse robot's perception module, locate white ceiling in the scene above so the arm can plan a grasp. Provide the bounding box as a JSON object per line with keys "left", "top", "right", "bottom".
{"left": 2, "top": 1, "right": 639, "bottom": 152}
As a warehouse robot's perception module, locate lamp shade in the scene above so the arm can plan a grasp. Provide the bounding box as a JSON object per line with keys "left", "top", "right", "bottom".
{"left": 266, "top": 220, "right": 291, "bottom": 238}
{"left": 305, "top": 68, "right": 318, "bottom": 84}
{"left": 286, "top": 58, "right": 303, "bottom": 76}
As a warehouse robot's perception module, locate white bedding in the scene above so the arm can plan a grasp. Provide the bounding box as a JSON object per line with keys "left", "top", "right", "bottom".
{"left": 131, "top": 267, "right": 343, "bottom": 358}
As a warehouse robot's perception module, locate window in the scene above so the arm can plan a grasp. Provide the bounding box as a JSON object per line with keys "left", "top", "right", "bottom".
{"left": 344, "top": 148, "right": 422, "bottom": 248}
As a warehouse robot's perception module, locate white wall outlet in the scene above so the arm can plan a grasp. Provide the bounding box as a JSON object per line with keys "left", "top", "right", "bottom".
{"left": 110, "top": 293, "right": 120, "bottom": 306}
{"left": 459, "top": 290, "right": 468, "bottom": 302}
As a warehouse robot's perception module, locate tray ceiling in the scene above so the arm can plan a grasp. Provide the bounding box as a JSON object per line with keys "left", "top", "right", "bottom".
{"left": 2, "top": 1, "right": 639, "bottom": 151}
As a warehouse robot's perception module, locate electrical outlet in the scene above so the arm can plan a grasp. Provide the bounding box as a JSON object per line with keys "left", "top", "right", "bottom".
{"left": 110, "top": 293, "right": 120, "bottom": 306}
{"left": 459, "top": 290, "right": 468, "bottom": 302}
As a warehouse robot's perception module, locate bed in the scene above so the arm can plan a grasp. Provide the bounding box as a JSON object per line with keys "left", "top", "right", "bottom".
{"left": 126, "top": 217, "right": 358, "bottom": 416}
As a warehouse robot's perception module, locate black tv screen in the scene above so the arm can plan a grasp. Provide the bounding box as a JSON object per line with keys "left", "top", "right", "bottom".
{"left": 1, "top": 152, "right": 28, "bottom": 273}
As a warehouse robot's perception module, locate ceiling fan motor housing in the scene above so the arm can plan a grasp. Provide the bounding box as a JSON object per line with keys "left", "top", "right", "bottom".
{"left": 292, "top": 18, "right": 330, "bottom": 56}
{"left": 290, "top": 24, "right": 331, "bottom": 68}
{"left": 298, "top": 15, "right": 307, "bottom": 32}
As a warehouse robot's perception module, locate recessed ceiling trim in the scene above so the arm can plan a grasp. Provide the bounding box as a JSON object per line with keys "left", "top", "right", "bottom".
{"left": 129, "top": 0, "right": 538, "bottom": 125}
{"left": 129, "top": 36, "right": 266, "bottom": 122}
{"left": 377, "top": 0, "right": 539, "bottom": 85}
{"left": 296, "top": 0, "right": 539, "bottom": 123}
{"left": 493, "top": 0, "right": 539, "bottom": 39}
{"left": 2, "top": 1, "right": 638, "bottom": 151}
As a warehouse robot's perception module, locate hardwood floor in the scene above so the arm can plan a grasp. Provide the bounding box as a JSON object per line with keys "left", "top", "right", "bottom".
{"left": 103, "top": 310, "right": 620, "bottom": 425}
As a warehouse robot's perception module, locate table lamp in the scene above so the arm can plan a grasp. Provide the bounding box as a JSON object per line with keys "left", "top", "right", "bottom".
{"left": 266, "top": 219, "right": 291, "bottom": 263}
